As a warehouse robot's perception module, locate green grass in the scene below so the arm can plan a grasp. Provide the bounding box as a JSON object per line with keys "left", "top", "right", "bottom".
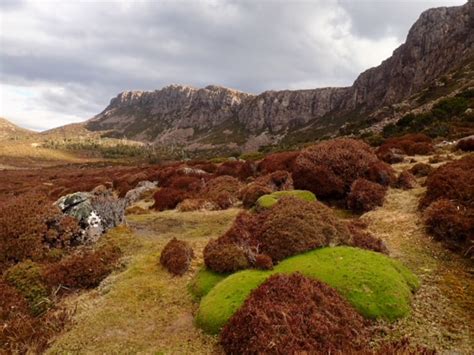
{"left": 188, "top": 267, "right": 229, "bottom": 300}
{"left": 256, "top": 190, "right": 316, "bottom": 209}
{"left": 195, "top": 246, "right": 420, "bottom": 334}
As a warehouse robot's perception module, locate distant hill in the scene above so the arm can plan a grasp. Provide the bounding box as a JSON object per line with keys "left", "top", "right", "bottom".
{"left": 0, "top": 117, "right": 37, "bottom": 141}
{"left": 83, "top": 1, "right": 473, "bottom": 153}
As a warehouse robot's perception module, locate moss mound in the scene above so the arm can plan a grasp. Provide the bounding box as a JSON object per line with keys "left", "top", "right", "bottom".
{"left": 196, "top": 246, "right": 419, "bottom": 334}
{"left": 256, "top": 190, "right": 316, "bottom": 209}
{"left": 188, "top": 267, "right": 228, "bottom": 300}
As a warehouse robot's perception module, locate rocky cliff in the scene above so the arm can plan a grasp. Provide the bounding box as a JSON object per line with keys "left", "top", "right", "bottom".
{"left": 86, "top": 1, "right": 474, "bottom": 150}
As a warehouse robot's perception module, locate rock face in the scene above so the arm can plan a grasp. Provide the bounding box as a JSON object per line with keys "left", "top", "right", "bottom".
{"left": 86, "top": 1, "right": 474, "bottom": 149}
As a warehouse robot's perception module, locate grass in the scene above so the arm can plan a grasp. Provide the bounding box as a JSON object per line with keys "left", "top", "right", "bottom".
{"left": 47, "top": 210, "right": 239, "bottom": 354}
{"left": 256, "top": 190, "right": 316, "bottom": 209}
{"left": 196, "top": 246, "right": 420, "bottom": 334}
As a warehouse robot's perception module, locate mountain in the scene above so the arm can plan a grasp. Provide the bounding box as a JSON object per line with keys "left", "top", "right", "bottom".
{"left": 86, "top": 1, "right": 474, "bottom": 152}
{"left": 0, "top": 117, "right": 36, "bottom": 141}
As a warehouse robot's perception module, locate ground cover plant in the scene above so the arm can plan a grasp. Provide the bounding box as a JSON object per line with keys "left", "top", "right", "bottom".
{"left": 220, "top": 273, "right": 371, "bottom": 354}
{"left": 196, "top": 246, "right": 419, "bottom": 334}
{"left": 159, "top": 238, "right": 194, "bottom": 276}
{"left": 347, "top": 178, "right": 387, "bottom": 212}
{"left": 255, "top": 189, "right": 316, "bottom": 209}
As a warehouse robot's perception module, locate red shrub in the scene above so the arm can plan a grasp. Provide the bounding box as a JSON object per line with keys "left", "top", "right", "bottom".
{"left": 377, "top": 133, "right": 434, "bottom": 159}
{"left": 346, "top": 220, "right": 388, "bottom": 254}
{"left": 240, "top": 170, "right": 293, "bottom": 208}
{"left": 253, "top": 254, "right": 273, "bottom": 270}
{"left": 293, "top": 138, "right": 380, "bottom": 198}
{"left": 409, "top": 162, "right": 433, "bottom": 177}
{"left": 396, "top": 170, "right": 417, "bottom": 190}
{"left": 347, "top": 178, "right": 387, "bottom": 212}
{"left": 220, "top": 273, "right": 370, "bottom": 354}
{"left": 169, "top": 176, "right": 203, "bottom": 193}
{"left": 203, "top": 176, "right": 243, "bottom": 209}
{"left": 420, "top": 155, "right": 474, "bottom": 208}
{"left": 457, "top": 136, "right": 474, "bottom": 151}
{"left": 366, "top": 161, "right": 396, "bottom": 186}
{"left": 424, "top": 199, "right": 473, "bottom": 257}
{"left": 152, "top": 188, "right": 187, "bottom": 211}
{"left": 216, "top": 160, "right": 255, "bottom": 180}
{"left": 203, "top": 240, "right": 250, "bottom": 273}
{"left": 240, "top": 183, "right": 273, "bottom": 208}
{"left": 257, "top": 197, "right": 352, "bottom": 262}
{"left": 0, "top": 193, "right": 81, "bottom": 267}
{"left": 43, "top": 244, "right": 122, "bottom": 290}
{"left": 160, "top": 238, "right": 194, "bottom": 276}
{"left": 257, "top": 151, "right": 299, "bottom": 174}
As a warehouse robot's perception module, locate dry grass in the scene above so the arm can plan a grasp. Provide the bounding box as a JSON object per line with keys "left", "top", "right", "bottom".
{"left": 362, "top": 187, "right": 474, "bottom": 353}
{"left": 46, "top": 209, "right": 239, "bottom": 354}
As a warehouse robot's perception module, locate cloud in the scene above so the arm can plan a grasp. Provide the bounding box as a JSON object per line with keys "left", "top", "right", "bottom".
{"left": 0, "top": 0, "right": 467, "bottom": 131}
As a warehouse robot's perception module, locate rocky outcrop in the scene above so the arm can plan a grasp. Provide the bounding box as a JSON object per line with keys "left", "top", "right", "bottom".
{"left": 86, "top": 1, "right": 474, "bottom": 149}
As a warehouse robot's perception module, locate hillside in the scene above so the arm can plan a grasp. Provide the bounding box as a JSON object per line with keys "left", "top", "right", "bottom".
{"left": 0, "top": 117, "right": 36, "bottom": 141}
{"left": 84, "top": 1, "right": 473, "bottom": 152}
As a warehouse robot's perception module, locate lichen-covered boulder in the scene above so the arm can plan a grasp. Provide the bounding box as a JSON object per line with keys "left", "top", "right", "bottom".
{"left": 124, "top": 180, "right": 158, "bottom": 206}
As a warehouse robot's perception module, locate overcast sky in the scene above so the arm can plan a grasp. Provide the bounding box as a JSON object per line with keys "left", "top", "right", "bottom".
{"left": 0, "top": 0, "right": 467, "bottom": 131}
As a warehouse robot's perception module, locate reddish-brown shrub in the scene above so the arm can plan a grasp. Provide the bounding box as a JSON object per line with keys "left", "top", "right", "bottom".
{"left": 293, "top": 138, "right": 380, "bottom": 198}
{"left": 420, "top": 155, "right": 474, "bottom": 208}
{"left": 346, "top": 220, "right": 389, "bottom": 254}
{"left": 424, "top": 199, "right": 473, "bottom": 257}
{"left": 169, "top": 176, "right": 203, "bottom": 193}
{"left": 253, "top": 254, "right": 273, "bottom": 270}
{"left": 457, "top": 136, "right": 474, "bottom": 151}
{"left": 216, "top": 160, "right": 255, "bottom": 180}
{"left": 159, "top": 238, "right": 194, "bottom": 276}
{"left": 377, "top": 133, "right": 434, "bottom": 159}
{"left": 177, "top": 199, "right": 217, "bottom": 212}
{"left": 409, "top": 162, "right": 433, "bottom": 177}
{"left": 0, "top": 193, "right": 81, "bottom": 267}
{"left": 203, "top": 240, "right": 250, "bottom": 273}
{"left": 396, "top": 170, "right": 417, "bottom": 190}
{"left": 203, "top": 176, "right": 243, "bottom": 209}
{"left": 240, "top": 170, "right": 293, "bottom": 208}
{"left": 220, "top": 273, "right": 370, "bottom": 354}
{"left": 347, "top": 178, "right": 387, "bottom": 212}
{"left": 43, "top": 244, "right": 122, "bottom": 290}
{"left": 257, "top": 151, "right": 299, "bottom": 174}
{"left": 257, "top": 197, "right": 351, "bottom": 262}
{"left": 152, "top": 188, "right": 187, "bottom": 211}
{"left": 366, "top": 161, "right": 396, "bottom": 186}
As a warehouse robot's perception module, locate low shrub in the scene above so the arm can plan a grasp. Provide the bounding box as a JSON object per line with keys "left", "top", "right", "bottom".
{"left": 196, "top": 246, "right": 419, "bottom": 334}
{"left": 220, "top": 273, "right": 370, "bottom": 354}
{"left": 396, "top": 170, "right": 417, "bottom": 190}
{"left": 347, "top": 178, "right": 387, "bottom": 212}
{"left": 203, "top": 176, "right": 243, "bottom": 209}
{"left": 365, "top": 161, "right": 396, "bottom": 186}
{"left": 203, "top": 240, "right": 250, "bottom": 273}
{"left": 43, "top": 244, "right": 122, "bottom": 290}
{"left": 168, "top": 176, "right": 203, "bottom": 193}
{"left": 257, "top": 197, "right": 352, "bottom": 262}
{"left": 159, "top": 238, "right": 194, "bottom": 276}
{"left": 255, "top": 190, "right": 316, "bottom": 209}
{"left": 293, "top": 138, "right": 380, "bottom": 199}
{"left": 457, "top": 136, "right": 474, "bottom": 152}
{"left": 409, "top": 162, "right": 433, "bottom": 177}
{"left": 152, "top": 188, "right": 187, "bottom": 211}
{"left": 177, "top": 199, "right": 217, "bottom": 212}
{"left": 216, "top": 160, "right": 255, "bottom": 180}
{"left": 240, "top": 183, "right": 273, "bottom": 208}
{"left": 240, "top": 170, "right": 294, "bottom": 208}
{"left": 5, "top": 261, "right": 50, "bottom": 316}
{"left": 257, "top": 151, "right": 299, "bottom": 174}
{"left": 424, "top": 199, "right": 473, "bottom": 257}
{"left": 346, "top": 219, "right": 389, "bottom": 254}
{"left": 377, "top": 133, "right": 434, "bottom": 159}
{"left": 253, "top": 254, "right": 273, "bottom": 270}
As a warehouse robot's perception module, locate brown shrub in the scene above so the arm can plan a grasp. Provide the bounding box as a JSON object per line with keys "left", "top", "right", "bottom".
{"left": 293, "top": 138, "right": 379, "bottom": 199}
{"left": 347, "top": 178, "right": 387, "bottom": 212}
{"left": 257, "top": 151, "right": 299, "bottom": 174}
{"left": 424, "top": 199, "right": 473, "bottom": 257}
{"left": 377, "top": 133, "right": 434, "bottom": 158}
{"left": 0, "top": 193, "right": 81, "bottom": 267}
{"left": 253, "top": 254, "right": 273, "bottom": 270}
{"left": 396, "top": 170, "right": 417, "bottom": 190}
{"left": 177, "top": 198, "right": 217, "bottom": 212}
{"left": 240, "top": 170, "right": 293, "bottom": 208}
{"left": 457, "top": 136, "right": 474, "bottom": 151}
{"left": 43, "top": 244, "right": 122, "bottom": 290}
{"left": 152, "top": 188, "right": 187, "bottom": 211}
{"left": 159, "top": 238, "right": 194, "bottom": 276}
{"left": 420, "top": 155, "right": 474, "bottom": 208}
{"left": 220, "top": 273, "right": 370, "bottom": 354}
{"left": 216, "top": 160, "right": 255, "bottom": 180}
{"left": 409, "top": 162, "right": 433, "bottom": 177}
{"left": 257, "top": 197, "right": 352, "bottom": 262}
{"left": 346, "top": 220, "right": 389, "bottom": 254}
{"left": 203, "top": 240, "right": 250, "bottom": 273}
{"left": 366, "top": 161, "right": 396, "bottom": 186}
{"left": 203, "top": 176, "right": 243, "bottom": 209}
{"left": 169, "top": 175, "right": 203, "bottom": 193}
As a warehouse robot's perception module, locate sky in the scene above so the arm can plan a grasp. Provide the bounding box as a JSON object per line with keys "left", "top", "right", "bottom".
{"left": 0, "top": 0, "right": 467, "bottom": 131}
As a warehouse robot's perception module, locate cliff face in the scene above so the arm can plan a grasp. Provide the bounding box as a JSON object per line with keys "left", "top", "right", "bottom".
{"left": 86, "top": 1, "right": 474, "bottom": 148}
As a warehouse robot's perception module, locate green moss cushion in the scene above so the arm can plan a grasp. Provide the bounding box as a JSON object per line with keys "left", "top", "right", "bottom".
{"left": 196, "top": 246, "right": 419, "bottom": 334}
{"left": 256, "top": 190, "right": 316, "bottom": 209}
{"left": 188, "top": 267, "right": 228, "bottom": 300}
